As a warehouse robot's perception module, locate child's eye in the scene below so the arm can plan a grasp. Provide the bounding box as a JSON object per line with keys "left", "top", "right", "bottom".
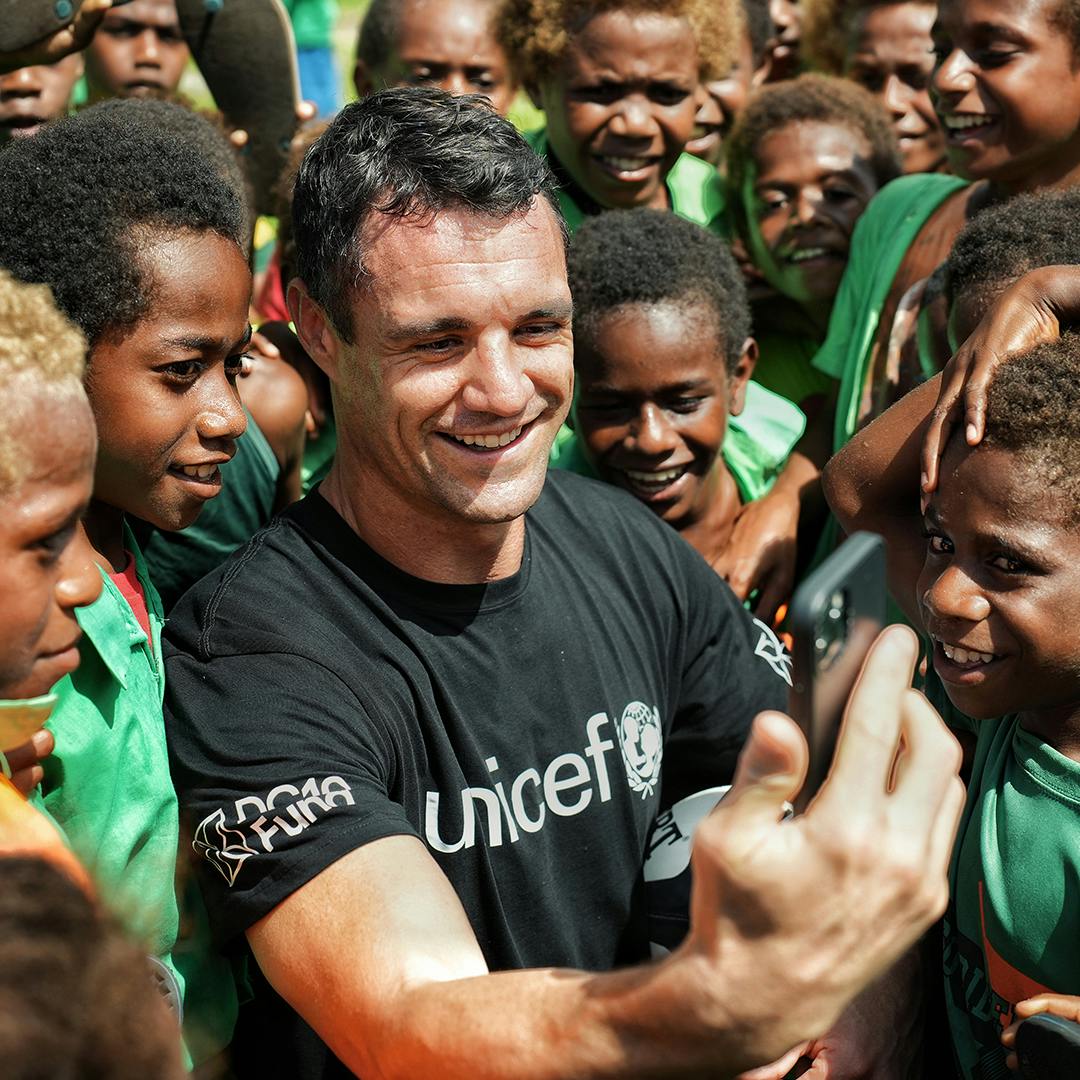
{"left": 34, "top": 524, "right": 76, "bottom": 565}
{"left": 225, "top": 354, "right": 248, "bottom": 379}
{"left": 824, "top": 186, "right": 858, "bottom": 205}
{"left": 989, "top": 553, "right": 1026, "bottom": 573}
{"left": 757, "top": 192, "right": 789, "bottom": 213}
{"left": 158, "top": 359, "right": 204, "bottom": 382}
{"left": 924, "top": 531, "right": 953, "bottom": 555}
{"left": 649, "top": 84, "right": 690, "bottom": 107}
{"left": 666, "top": 396, "right": 708, "bottom": 414}
{"left": 975, "top": 48, "right": 1018, "bottom": 68}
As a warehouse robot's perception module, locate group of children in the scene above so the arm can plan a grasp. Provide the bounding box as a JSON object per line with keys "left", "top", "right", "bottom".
{"left": 2, "top": 0, "right": 1080, "bottom": 1076}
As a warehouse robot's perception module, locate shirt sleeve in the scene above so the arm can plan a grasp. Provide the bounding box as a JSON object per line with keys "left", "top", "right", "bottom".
{"left": 164, "top": 646, "right": 416, "bottom": 945}
{"left": 661, "top": 547, "right": 790, "bottom": 808}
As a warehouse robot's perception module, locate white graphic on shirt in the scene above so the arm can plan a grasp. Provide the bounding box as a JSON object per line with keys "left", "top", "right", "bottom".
{"left": 752, "top": 618, "right": 793, "bottom": 686}
{"left": 618, "top": 701, "right": 664, "bottom": 799}
{"left": 424, "top": 707, "right": 659, "bottom": 854}
{"left": 193, "top": 775, "right": 356, "bottom": 887}
{"left": 193, "top": 808, "right": 258, "bottom": 887}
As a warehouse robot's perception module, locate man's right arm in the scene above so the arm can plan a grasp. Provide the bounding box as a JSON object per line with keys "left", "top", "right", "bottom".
{"left": 247, "top": 627, "right": 964, "bottom": 1079}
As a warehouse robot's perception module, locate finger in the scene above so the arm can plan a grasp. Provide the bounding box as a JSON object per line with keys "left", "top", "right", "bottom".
{"left": 724, "top": 558, "right": 755, "bottom": 602}
{"left": 737, "top": 1045, "right": 808, "bottom": 1079}
{"left": 889, "top": 689, "right": 962, "bottom": 820}
{"left": 250, "top": 331, "right": 281, "bottom": 359}
{"left": 8, "top": 765, "right": 44, "bottom": 798}
{"left": 1014, "top": 994, "right": 1080, "bottom": 1023}
{"left": 753, "top": 573, "right": 788, "bottom": 627}
{"left": 922, "top": 379, "right": 962, "bottom": 495}
{"left": 69, "top": 0, "right": 113, "bottom": 48}
{"left": 0, "top": 733, "right": 47, "bottom": 777}
{"left": 296, "top": 100, "right": 317, "bottom": 122}
{"left": 961, "top": 362, "right": 993, "bottom": 447}
{"left": 819, "top": 626, "right": 920, "bottom": 812}
{"left": 708, "top": 711, "right": 809, "bottom": 846}
{"left": 230, "top": 128, "right": 250, "bottom": 149}
{"left": 1001, "top": 1020, "right": 1020, "bottom": 1048}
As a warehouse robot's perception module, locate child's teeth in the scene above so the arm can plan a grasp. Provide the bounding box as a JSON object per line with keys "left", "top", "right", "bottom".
{"left": 180, "top": 464, "right": 217, "bottom": 479}
{"left": 944, "top": 114, "right": 995, "bottom": 130}
{"left": 626, "top": 467, "right": 684, "bottom": 484}
{"left": 602, "top": 155, "right": 651, "bottom": 171}
{"left": 941, "top": 642, "right": 994, "bottom": 665}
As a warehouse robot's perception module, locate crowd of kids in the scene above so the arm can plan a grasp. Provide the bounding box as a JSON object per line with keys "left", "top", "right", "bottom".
{"left": 1, "top": 0, "right": 1080, "bottom": 1076}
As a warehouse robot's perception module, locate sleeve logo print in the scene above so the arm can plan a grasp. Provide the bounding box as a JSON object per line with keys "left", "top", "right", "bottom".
{"left": 752, "top": 618, "right": 794, "bottom": 686}
{"left": 192, "top": 776, "right": 357, "bottom": 887}
{"left": 618, "top": 701, "right": 664, "bottom": 799}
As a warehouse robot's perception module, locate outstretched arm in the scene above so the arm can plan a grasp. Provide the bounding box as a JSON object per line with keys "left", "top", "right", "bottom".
{"left": 249, "top": 627, "right": 963, "bottom": 1079}
{"left": 0, "top": 0, "right": 112, "bottom": 74}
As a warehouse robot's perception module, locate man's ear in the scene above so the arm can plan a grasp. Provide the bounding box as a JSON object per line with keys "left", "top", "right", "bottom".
{"left": 728, "top": 336, "right": 758, "bottom": 417}
{"left": 287, "top": 279, "right": 343, "bottom": 384}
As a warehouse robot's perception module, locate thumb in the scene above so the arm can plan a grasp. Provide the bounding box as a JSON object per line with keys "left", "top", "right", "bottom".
{"left": 721, "top": 711, "right": 808, "bottom": 830}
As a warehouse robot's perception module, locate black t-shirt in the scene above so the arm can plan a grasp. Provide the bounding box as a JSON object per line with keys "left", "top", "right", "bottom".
{"left": 164, "top": 470, "right": 789, "bottom": 1076}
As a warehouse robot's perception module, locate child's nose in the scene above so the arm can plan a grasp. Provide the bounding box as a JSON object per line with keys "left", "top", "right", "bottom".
{"left": 923, "top": 564, "right": 991, "bottom": 623}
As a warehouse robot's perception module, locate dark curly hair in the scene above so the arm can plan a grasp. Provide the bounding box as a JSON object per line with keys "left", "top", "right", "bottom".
{"left": 496, "top": 0, "right": 739, "bottom": 83}
{"left": 726, "top": 74, "right": 901, "bottom": 228}
{"left": 291, "top": 86, "right": 566, "bottom": 343}
{"left": 945, "top": 188, "right": 1080, "bottom": 318}
{"left": 0, "top": 98, "right": 246, "bottom": 347}
{"left": 802, "top": 0, "right": 934, "bottom": 74}
{"left": 358, "top": 0, "right": 503, "bottom": 70}
{"left": 980, "top": 334, "right": 1080, "bottom": 520}
{"left": 0, "top": 857, "right": 184, "bottom": 1080}
{"left": 568, "top": 208, "right": 751, "bottom": 373}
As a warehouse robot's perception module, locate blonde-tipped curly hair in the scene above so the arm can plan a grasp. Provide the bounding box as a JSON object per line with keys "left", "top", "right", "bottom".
{"left": 0, "top": 270, "right": 87, "bottom": 496}
{"left": 495, "top": 0, "right": 740, "bottom": 84}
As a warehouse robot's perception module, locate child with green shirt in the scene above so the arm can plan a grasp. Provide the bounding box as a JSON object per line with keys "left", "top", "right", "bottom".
{"left": 552, "top": 207, "right": 804, "bottom": 606}
{"left": 496, "top": 0, "right": 738, "bottom": 233}
{"left": 824, "top": 196, "right": 1080, "bottom": 1073}
{"left": 0, "top": 98, "right": 251, "bottom": 1067}
{"left": 726, "top": 74, "right": 902, "bottom": 414}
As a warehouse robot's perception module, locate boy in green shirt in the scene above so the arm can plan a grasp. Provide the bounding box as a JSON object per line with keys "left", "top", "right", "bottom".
{"left": 496, "top": 0, "right": 736, "bottom": 234}
{"left": 0, "top": 98, "right": 251, "bottom": 1066}
{"left": 825, "top": 191, "right": 1080, "bottom": 1076}
{"left": 553, "top": 208, "right": 804, "bottom": 587}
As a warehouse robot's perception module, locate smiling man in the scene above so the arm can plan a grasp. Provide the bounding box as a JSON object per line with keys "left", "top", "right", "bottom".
{"left": 163, "top": 87, "right": 966, "bottom": 1080}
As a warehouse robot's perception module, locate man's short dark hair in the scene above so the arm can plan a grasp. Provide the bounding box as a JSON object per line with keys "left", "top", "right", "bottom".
{"left": 291, "top": 86, "right": 567, "bottom": 343}
{"left": 568, "top": 209, "right": 751, "bottom": 374}
{"left": 0, "top": 98, "right": 246, "bottom": 347}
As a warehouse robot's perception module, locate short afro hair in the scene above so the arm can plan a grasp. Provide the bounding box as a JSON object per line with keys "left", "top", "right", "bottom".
{"left": 0, "top": 271, "right": 87, "bottom": 496}
{"left": 291, "top": 86, "right": 566, "bottom": 343}
{"left": 0, "top": 98, "right": 246, "bottom": 348}
{"left": 945, "top": 188, "right": 1080, "bottom": 317}
{"left": 568, "top": 208, "right": 751, "bottom": 373}
{"left": 802, "top": 0, "right": 935, "bottom": 74}
{"left": 496, "top": 0, "right": 739, "bottom": 83}
{"left": 726, "top": 74, "right": 901, "bottom": 224}
{"left": 979, "top": 334, "right": 1080, "bottom": 521}
{"left": 358, "top": 0, "right": 503, "bottom": 71}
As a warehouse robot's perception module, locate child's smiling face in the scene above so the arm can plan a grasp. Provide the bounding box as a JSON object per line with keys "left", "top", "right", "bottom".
{"left": 538, "top": 9, "right": 700, "bottom": 211}
{"left": 573, "top": 301, "right": 753, "bottom": 527}
{"left": 749, "top": 119, "right": 880, "bottom": 305}
{"left": 0, "top": 386, "right": 100, "bottom": 700}
{"left": 931, "top": 0, "right": 1080, "bottom": 191}
{"left": 919, "top": 440, "right": 1080, "bottom": 728}
{"left": 86, "top": 229, "right": 251, "bottom": 533}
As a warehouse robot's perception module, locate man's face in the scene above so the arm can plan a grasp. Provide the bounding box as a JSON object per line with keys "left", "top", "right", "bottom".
{"left": 328, "top": 200, "right": 573, "bottom": 528}
{"left": 0, "top": 54, "right": 82, "bottom": 143}
{"left": 538, "top": 10, "right": 700, "bottom": 211}
{"left": 85, "top": 0, "right": 188, "bottom": 101}
{"left": 0, "top": 387, "right": 100, "bottom": 701}
{"left": 87, "top": 230, "right": 251, "bottom": 532}
{"left": 846, "top": 2, "right": 945, "bottom": 175}
{"left": 355, "top": 0, "right": 518, "bottom": 116}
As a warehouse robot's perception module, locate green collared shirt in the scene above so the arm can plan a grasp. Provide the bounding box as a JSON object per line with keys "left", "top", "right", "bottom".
{"left": 31, "top": 524, "right": 237, "bottom": 1064}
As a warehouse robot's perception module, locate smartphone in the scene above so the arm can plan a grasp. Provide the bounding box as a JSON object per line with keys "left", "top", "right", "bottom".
{"left": 788, "top": 532, "right": 886, "bottom": 813}
{"left": 1016, "top": 1014, "right": 1080, "bottom": 1079}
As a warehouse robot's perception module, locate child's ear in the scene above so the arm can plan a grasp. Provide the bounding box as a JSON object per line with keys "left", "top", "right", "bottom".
{"left": 353, "top": 58, "right": 375, "bottom": 99}
{"left": 727, "top": 337, "right": 758, "bottom": 417}
{"left": 287, "top": 279, "right": 343, "bottom": 384}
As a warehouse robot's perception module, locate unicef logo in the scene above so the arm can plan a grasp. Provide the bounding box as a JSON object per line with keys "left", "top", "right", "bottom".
{"left": 618, "top": 701, "right": 663, "bottom": 799}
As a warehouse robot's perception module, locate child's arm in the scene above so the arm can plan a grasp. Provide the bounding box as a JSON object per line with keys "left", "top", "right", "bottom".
{"left": 821, "top": 375, "right": 942, "bottom": 627}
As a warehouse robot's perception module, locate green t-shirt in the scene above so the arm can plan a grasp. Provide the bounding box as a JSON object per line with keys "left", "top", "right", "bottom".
{"left": 523, "top": 127, "right": 728, "bottom": 236}
{"left": 31, "top": 526, "right": 237, "bottom": 1063}
{"left": 281, "top": 0, "right": 337, "bottom": 50}
{"left": 136, "top": 411, "right": 279, "bottom": 612}
{"left": 551, "top": 379, "right": 805, "bottom": 503}
{"left": 811, "top": 172, "right": 968, "bottom": 453}
{"left": 753, "top": 329, "right": 835, "bottom": 410}
{"left": 924, "top": 671, "right": 1080, "bottom": 1079}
